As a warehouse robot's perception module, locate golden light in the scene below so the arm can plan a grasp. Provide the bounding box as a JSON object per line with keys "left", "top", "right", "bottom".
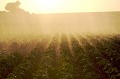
{"left": 22, "top": 0, "right": 63, "bottom": 13}
{"left": 0, "top": 0, "right": 119, "bottom": 37}
{"left": 39, "top": 0, "right": 60, "bottom": 10}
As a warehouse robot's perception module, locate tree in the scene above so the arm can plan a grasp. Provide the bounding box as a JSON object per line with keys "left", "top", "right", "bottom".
{"left": 5, "top": 1, "right": 25, "bottom": 13}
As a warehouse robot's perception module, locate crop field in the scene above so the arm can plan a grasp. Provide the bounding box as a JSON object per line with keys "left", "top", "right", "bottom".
{"left": 0, "top": 34, "right": 120, "bottom": 79}
{"left": 1, "top": 1, "right": 120, "bottom": 79}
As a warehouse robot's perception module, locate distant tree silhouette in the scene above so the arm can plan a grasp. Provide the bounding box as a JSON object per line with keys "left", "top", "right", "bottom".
{"left": 5, "top": 1, "right": 25, "bottom": 13}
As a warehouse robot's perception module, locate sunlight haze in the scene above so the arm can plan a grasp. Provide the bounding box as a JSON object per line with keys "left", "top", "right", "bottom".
{"left": 0, "top": 0, "right": 120, "bottom": 13}
{"left": 0, "top": 0, "right": 120, "bottom": 40}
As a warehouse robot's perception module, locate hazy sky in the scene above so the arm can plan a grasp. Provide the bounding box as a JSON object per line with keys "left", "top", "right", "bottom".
{"left": 0, "top": 0, "right": 120, "bottom": 13}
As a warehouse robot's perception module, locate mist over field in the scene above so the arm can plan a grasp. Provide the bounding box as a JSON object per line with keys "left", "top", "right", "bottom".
{"left": 0, "top": 1, "right": 120, "bottom": 41}
{"left": 1, "top": 1, "right": 120, "bottom": 79}
{"left": 0, "top": 11, "right": 120, "bottom": 41}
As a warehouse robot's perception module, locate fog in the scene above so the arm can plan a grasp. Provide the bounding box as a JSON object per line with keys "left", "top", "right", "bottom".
{"left": 0, "top": 1, "right": 120, "bottom": 41}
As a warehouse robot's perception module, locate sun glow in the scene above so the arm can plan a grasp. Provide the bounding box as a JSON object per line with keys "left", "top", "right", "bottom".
{"left": 0, "top": 0, "right": 119, "bottom": 38}
{"left": 21, "top": 0, "right": 63, "bottom": 13}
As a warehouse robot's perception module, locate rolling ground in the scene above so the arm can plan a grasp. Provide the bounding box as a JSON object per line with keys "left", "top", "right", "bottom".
{"left": 0, "top": 34, "right": 120, "bottom": 79}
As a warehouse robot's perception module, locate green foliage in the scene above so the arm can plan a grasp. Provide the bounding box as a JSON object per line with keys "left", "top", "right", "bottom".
{"left": 0, "top": 34, "right": 120, "bottom": 79}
